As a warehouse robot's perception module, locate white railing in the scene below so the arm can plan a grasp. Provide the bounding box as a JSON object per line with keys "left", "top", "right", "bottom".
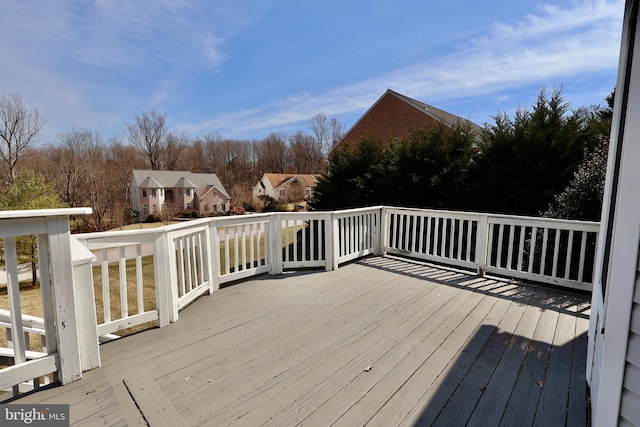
{"left": 0, "top": 208, "right": 92, "bottom": 399}
{"left": 75, "top": 228, "right": 171, "bottom": 333}
{"left": 485, "top": 215, "right": 599, "bottom": 290}
{"left": 215, "top": 214, "right": 273, "bottom": 284}
{"left": 0, "top": 206, "right": 600, "bottom": 399}
{"left": 384, "top": 207, "right": 481, "bottom": 271}
{"left": 278, "top": 212, "right": 331, "bottom": 271}
{"left": 382, "top": 207, "right": 599, "bottom": 291}
{"left": 334, "top": 207, "right": 381, "bottom": 266}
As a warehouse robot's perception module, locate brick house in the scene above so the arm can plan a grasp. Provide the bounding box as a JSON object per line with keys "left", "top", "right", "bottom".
{"left": 131, "top": 170, "right": 231, "bottom": 217}
{"left": 252, "top": 173, "right": 320, "bottom": 205}
{"left": 331, "top": 89, "right": 482, "bottom": 155}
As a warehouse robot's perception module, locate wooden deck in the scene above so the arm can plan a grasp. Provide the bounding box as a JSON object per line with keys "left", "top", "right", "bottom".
{"left": 14, "top": 256, "right": 590, "bottom": 426}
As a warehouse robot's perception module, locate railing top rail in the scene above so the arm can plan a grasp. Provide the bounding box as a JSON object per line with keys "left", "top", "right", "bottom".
{"left": 0, "top": 207, "right": 92, "bottom": 219}
{"left": 487, "top": 215, "right": 600, "bottom": 230}
{"left": 332, "top": 206, "right": 384, "bottom": 217}
{"left": 384, "top": 206, "right": 485, "bottom": 221}
{"left": 383, "top": 206, "right": 600, "bottom": 228}
{"left": 77, "top": 228, "right": 160, "bottom": 240}
{"left": 277, "top": 211, "right": 333, "bottom": 220}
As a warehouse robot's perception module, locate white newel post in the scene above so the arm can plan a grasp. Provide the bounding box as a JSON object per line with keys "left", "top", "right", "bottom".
{"left": 327, "top": 213, "right": 339, "bottom": 271}
{"left": 153, "top": 230, "right": 176, "bottom": 325}
{"left": 378, "top": 207, "right": 389, "bottom": 256}
{"left": 207, "top": 221, "right": 220, "bottom": 293}
{"left": 46, "top": 216, "right": 83, "bottom": 385}
{"left": 476, "top": 214, "right": 490, "bottom": 277}
{"left": 269, "top": 214, "right": 283, "bottom": 275}
{"left": 70, "top": 236, "right": 100, "bottom": 371}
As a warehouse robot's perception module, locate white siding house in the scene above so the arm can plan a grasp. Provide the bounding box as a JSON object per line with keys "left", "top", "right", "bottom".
{"left": 588, "top": 0, "right": 640, "bottom": 425}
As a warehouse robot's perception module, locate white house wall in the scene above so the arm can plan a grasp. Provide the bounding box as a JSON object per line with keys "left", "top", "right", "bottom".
{"left": 591, "top": 0, "right": 640, "bottom": 425}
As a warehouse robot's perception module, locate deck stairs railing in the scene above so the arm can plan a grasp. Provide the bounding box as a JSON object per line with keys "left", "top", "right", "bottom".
{"left": 0, "top": 206, "right": 599, "bottom": 399}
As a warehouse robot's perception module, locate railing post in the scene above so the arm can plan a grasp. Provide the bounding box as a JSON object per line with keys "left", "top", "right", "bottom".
{"left": 46, "top": 216, "right": 83, "bottom": 385}
{"left": 153, "top": 230, "right": 175, "bottom": 326}
{"left": 208, "top": 221, "right": 220, "bottom": 293}
{"left": 377, "top": 207, "right": 388, "bottom": 256}
{"left": 70, "top": 236, "right": 100, "bottom": 371}
{"left": 269, "top": 214, "right": 283, "bottom": 275}
{"left": 476, "top": 214, "right": 490, "bottom": 276}
{"left": 326, "top": 213, "right": 339, "bottom": 271}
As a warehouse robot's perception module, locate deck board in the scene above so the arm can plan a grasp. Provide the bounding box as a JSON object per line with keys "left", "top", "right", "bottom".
{"left": 12, "top": 256, "right": 590, "bottom": 426}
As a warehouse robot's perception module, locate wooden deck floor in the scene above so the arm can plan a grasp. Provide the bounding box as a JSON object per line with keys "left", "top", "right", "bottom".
{"left": 14, "top": 256, "right": 590, "bottom": 426}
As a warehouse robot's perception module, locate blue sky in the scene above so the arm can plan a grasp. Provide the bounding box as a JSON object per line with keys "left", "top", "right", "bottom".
{"left": 0, "top": 0, "right": 624, "bottom": 142}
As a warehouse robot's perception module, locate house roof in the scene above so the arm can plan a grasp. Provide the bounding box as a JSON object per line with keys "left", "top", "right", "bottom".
{"left": 262, "top": 173, "right": 320, "bottom": 189}
{"left": 132, "top": 170, "right": 230, "bottom": 199}
{"left": 389, "top": 90, "right": 483, "bottom": 134}
{"left": 331, "top": 89, "right": 482, "bottom": 155}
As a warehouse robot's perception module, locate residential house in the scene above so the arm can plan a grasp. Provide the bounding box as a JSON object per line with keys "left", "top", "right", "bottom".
{"left": 131, "top": 170, "right": 231, "bottom": 217}
{"left": 587, "top": 1, "right": 640, "bottom": 425}
{"left": 330, "top": 89, "right": 482, "bottom": 155}
{"left": 253, "top": 173, "right": 320, "bottom": 205}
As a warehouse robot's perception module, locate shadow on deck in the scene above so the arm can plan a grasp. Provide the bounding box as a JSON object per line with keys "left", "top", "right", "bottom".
{"left": 13, "top": 256, "right": 590, "bottom": 426}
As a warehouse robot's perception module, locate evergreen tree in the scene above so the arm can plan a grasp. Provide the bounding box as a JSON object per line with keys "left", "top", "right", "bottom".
{"left": 311, "top": 136, "right": 390, "bottom": 210}
{"left": 544, "top": 90, "right": 614, "bottom": 220}
{"left": 388, "top": 122, "right": 477, "bottom": 209}
{"left": 470, "top": 87, "right": 589, "bottom": 216}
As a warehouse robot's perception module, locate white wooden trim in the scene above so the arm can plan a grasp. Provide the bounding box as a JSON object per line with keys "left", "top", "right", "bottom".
{"left": 0, "top": 356, "right": 58, "bottom": 390}
{"left": 97, "top": 311, "right": 159, "bottom": 336}
{"left": 46, "top": 216, "right": 82, "bottom": 385}
{"left": 0, "top": 208, "right": 91, "bottom": 219}
{"left": 595, "top": 1, "right": 640, "bottom": 424}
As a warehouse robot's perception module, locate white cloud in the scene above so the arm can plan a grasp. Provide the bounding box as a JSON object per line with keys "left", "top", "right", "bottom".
{"left": 204, "top": 34, "right": 227, "bottom": 68}
{"left": 195, "top": 0, "right": 623, "bottom": 137}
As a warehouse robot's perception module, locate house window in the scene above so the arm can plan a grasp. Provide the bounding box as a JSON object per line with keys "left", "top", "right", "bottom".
{"left": 179, "top": 204, "right": 183, "bottom": 210}
{"left": 178, "top": 189, "right": 182, "bottom": 197}
{"left": 165, "top": 189, "right": 174, "bottom": 201}
{"left": 142, "top": 189, "right": 147, "bottom": 198}
{"left": 152, "top": 205, "right": 157, "bottom": 213}
{"left": 186, "top": 189, "right": 191, "bottom": 196}
{"left": 213, "top": 205, "right": 218, "bottom": 213}
{"left": 222, "top": 204, "right": 226, "bottom": 211}
{"left": 305, "top": 188, "right": 311, "bottom": 198}
{"left": 186, "top": 203, "right": 191, "bottom": 209}
{"left": 280, "top": 189, "right": 286, "bottom": 197}
{"left": 143, "top": 205, "right": 148, "bottom": 215}
{"left": 151, "top": 189, "right": 157, "bottom": 198}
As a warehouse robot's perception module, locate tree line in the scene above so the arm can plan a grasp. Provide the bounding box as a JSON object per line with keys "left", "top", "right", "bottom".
{"left": 0, "top": 87, "right": 613, "bottom": 232}
{"left": 0, "top": 92, "right": 344, "bottom": 231}
{"left": 312, "top": 87, "right": 613, "bottom": 222}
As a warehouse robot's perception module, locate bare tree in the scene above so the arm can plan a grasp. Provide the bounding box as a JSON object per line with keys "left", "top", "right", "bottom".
{"left": 0, "top": 93, "right": 46, "bottom": 183}
{"left": 310, "top": 113, "right": 345, "bottom": 157}
{"left": 330, "top": 117, "right": 345, "bottom": 148}
{"left": 163, "top": 131, "right": 189, "bottom": 171}
{"left": 46, "top": 128, "right": 99, "bottom": 207}
{"left": 309, "top": 113, "right": 329, "bottom": 156}
{"left": 126, "top": 109, "right": 168, "bottom": 170}
{"left": 287, "top": 131, "right": 324, "bottom": 173}
{"left": 255, "top": 132, "right": 287, "bottom": 174}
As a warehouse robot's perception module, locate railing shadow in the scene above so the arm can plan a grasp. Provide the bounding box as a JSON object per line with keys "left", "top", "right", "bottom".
{"left": 356, "top": 255, "right": 590, "bottom": 320}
